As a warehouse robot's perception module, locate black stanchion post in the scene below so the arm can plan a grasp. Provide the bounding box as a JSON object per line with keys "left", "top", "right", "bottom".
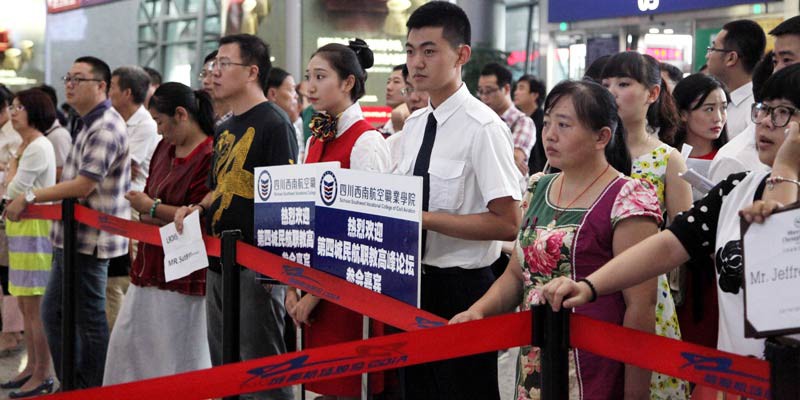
{"left": 532, "top": 304, "right": 570, "bottom": 400}
{"left": 61, "top": 198, "right": 78, "bottom": 390}
{"left": 765, "top": 337, "right": 800, "bottom": 400}
{"left": 221, "top": 229, "right": 242, "bottom": 400}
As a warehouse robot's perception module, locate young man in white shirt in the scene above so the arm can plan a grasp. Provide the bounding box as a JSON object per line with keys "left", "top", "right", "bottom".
{"left": 395, "top": 3, "right": 522, "bottom": 399}
{"left": 704, "top": 19, "right": 766, "bottom": 139}
{"left": 709, "top": 17, "right": 800, "bottom": 183}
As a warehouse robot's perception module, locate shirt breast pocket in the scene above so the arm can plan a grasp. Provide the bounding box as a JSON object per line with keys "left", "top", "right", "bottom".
{"left": 429, "top": 158, "right": 465, "bottom": 210}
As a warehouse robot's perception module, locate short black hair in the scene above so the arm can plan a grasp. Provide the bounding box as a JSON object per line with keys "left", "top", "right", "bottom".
{"left": 112, "top": 66, "right": 151, "bottom": 105}
{"left": 672, "top": 73, "right": 730, "bottom": 151}
{"left": 15, "top": 89, "right": 56, "bottom": 133}
{"left": 219, "top": 34, "right": 272, "bottom": 90}
{"left": 752, "top": 51, "right": 775, "bottom": 102}
{"left": 267, "top": 67, "right": 291, "bottom": 90}
{"left": 402, "top": 64, "right": 409, "bottom": 82}
{"left": 584, "top": 54, "right": 611, "bottom": 82}
{"left": 406, "top": 1, "right": 471, "bottom": 47}
{"left": 480, "top": 62, "right": 512, "bottom": 88}
{"left": 517, "top": 74, "right": 546, "bottom": 107}
{"left": 660, "top": 62, "right": 683, "bottom": 84}
{"left": 721, "top": 19, "right": 767, "bottom": 74}
{"left": 143, "top": 66, "right": 162, "bottom": 86}
{"left": 74, "top": 56, "right": 111, "bottom": 94}
{"left": 759, "top": 63, "right": 800, "bottom": 109}
{"left": 204, "top": 50, "right": 218, "bottom": 65}
{"left": 769, "top": 15, "right": 800, "bottom": 37}
{"left": 392, "top": 64, "right": 404, "bottom": 73}
{"left": 35, "top": 84, "right": 58, "bottom": 109}
{"left": 0, "top": 85, "right": 12, "bottom": 108}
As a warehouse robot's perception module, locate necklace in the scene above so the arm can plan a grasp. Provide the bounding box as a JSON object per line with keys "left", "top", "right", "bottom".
{"left": 547, "top": 164, "right": 611, "bottom": 230}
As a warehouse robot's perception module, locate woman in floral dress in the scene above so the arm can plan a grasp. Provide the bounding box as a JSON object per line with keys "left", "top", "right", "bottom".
{"left": 451, "top": 80, "right": 663, "bottom": 399}
{"left": 600, "top": 52, "right": 692, "bottom": 399}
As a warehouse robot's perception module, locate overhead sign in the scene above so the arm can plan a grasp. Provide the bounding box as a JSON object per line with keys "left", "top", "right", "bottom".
{"left": 314, "top": 168, "right": 422, "bottom": 306}
{"left": 47, "top": 0, "right": 124, "bottom": 14}
{"left": 549, "top": 0, "right": 771, "bottom": 22}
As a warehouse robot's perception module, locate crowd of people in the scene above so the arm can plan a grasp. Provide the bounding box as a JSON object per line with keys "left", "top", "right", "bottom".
{"left": 0, "top": 1, "right": 796, "bottom": 399}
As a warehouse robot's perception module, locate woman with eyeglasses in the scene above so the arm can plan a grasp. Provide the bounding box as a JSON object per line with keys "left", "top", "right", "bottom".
{"left": 1, "top": 89, "right": 57, "bottom": 397}
{"left": 541, "top": 63, "right": 800, "bottom": 363}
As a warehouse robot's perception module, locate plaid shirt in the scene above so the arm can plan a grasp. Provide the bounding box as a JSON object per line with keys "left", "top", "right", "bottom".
{"left": 501, "top": 105, "right": 536, "bottom": 159}
{"left": 51, "top": 100, "right": 131, "bottom": 259}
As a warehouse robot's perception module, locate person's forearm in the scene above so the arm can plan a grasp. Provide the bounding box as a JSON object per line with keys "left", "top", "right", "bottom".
{"left": 424, "top": 209, "right": 520, "bottom": 241}
{"left": 469, "top": 267, "right": 523, "bottom": 317}
{"left": 622, "top": 301, "right": 655, "bottom": 400}
{"left": 764, "top": 165, "right": 799, "bottom": 205}
{"left": 589, "top": 231, "right": 689, "bottom": 297}
{"left": 32, "top": 177, "right": 96, "bottom": 203}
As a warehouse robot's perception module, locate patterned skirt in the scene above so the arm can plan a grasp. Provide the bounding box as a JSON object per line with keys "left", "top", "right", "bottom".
{"left": 6, "top": 219, "right": 52, "bottom": 296}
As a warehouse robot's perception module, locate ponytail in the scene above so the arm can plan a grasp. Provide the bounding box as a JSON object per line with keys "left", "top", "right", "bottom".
{"left": 193, "top": 89, "right": 215, "bottom": 136}
{"left": 150, "top": 82, "right": 215, "bottom": 136}
{"left": 605, "top": 118, "right": 632, "bottom": 176}
{"left": 313, "top": 38, "right": 374, "bottom": 102}
{"left": 648, "top": 79, "right": 680, "bottom": 145}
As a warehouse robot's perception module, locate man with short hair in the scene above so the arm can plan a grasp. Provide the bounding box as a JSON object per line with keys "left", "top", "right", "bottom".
{"left": 513, "top": 74, "right": 547, "bottom": 173}
{"left": 395, "top": 3, "right": 521, "bottom": 399}
{"left": 705, "top": 19, "right": 766, "bottom": 138}
{"left": 382, "top": 64, "right": 409, "bottom": 134}
{"left": 479, "top": 62, "right": 534, "bottom": 176}
{"left": 173, "top": 34, "right": 295, "bottom": 400}
{"left": 201, "top": 50, "right": 232, "bottom": 125}
{"left": 106, "top": 65, "right": 160, "bottom": 330}
{"left": 6, "top": 56, "right": 130, "bottom": 389}
{"left": 709, "top": 16, "right": 800, "bottom": 182}
{"left": 266, "top": 67, "right": 302, "bottom": 160}
{"left": 142, "top": 66, "right": 162, "bottom": 108}
{"left": 660, "top": 62, "right": 683, "bottom": 94}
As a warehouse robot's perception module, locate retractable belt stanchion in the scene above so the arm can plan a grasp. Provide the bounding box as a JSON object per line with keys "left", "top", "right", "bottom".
{"left": 765, "top": 337, "right": 800, "bottom": 400}
{"left": 221, "top": 230, "right": 242, "bottom": 400}
{"left": 60, "top": 198, "right": 78, "bottom": 391}
{"left": 533, "top": 304, "right": 570, "bottom": 400}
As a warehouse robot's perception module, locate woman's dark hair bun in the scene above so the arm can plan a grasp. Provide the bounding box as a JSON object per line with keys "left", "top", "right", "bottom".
{"left": 349, "top": 38, "right": 374, "bottom": 70}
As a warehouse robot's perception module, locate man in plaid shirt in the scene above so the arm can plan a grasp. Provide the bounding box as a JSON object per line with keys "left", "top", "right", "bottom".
{"left": 6, "top": 56, "right": 130, "bottom": 388}
{"left": 478, "top": 62, "right": 536, "bottom": 177}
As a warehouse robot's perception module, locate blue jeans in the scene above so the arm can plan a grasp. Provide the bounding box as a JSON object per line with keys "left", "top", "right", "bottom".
{"left": 42, "top": 248, "right": 110, "bottom": 388}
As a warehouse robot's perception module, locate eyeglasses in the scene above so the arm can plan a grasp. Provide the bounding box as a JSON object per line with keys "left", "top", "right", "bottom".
{"left": 706, "top": 46, "right": 736, "bottom": 54}
{"left": 6, "top": 104, "right": 23, "bottom": 113}
{"left": 400, "top": 86, "right": 415, "bottom": 96}
{"left": 61, "top": 75, "right": 102, "bottom": 86}
{"left": 198, "top": 69, "right": 212, "bottom": 79}
{"left": 476, "top": 87, "right": 500, "bottom": 96}
{"left": 751, "top": 102, "right": 799, "bottom": 128}
{"left": 208, "top": 59, "right": 250, "bottom": 71}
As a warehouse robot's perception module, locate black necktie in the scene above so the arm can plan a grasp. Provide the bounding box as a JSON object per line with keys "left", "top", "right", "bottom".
{"left": 413, "top": 113, "right": 437, "bottom": 256}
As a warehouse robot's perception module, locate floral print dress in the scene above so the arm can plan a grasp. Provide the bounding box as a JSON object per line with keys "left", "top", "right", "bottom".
{"left": 516, "top": 173, "right": 662, "bottom": 400}
{"left": 631, "top": 143, "right": 690, "bottom": 399}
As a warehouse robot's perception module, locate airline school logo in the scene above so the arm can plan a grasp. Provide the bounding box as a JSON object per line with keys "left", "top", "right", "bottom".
{"left": 258, "top": 170, "right": 272, "bottom": 201}
{"left": 320, "top": 171, "right": 338, "bottom": 206}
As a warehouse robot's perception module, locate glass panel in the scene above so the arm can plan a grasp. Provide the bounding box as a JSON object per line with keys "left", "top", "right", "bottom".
{"left": 139, "top": 25, "right": 156, "bottom": 42}
{"left": 164, "top": 43, "right": 197, "bottom": 86}
{"left": 167, "top": 0, "right": 199, "bottom": 15}
{"left": 138, "top": 0, "right": 161, "bottom": 20}
{"left": 165, "top": 19, "right": 197, "bottom": 42}
{"left": 204, "top": 16, "right": 221, "bottom": 35}
{"left": 202, "top": 40, "right": 218, "bottom": 60}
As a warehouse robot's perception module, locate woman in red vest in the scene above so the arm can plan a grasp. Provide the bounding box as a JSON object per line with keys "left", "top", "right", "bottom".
{"left": 285, "top": 39, "right": 391, "bottom": 399}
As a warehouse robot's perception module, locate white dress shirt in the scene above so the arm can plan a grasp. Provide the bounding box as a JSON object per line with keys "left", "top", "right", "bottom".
{"left": 126, "top": 105, "right": 160, "bottom": 192}
{"left": 303, "top": 102, "right": 391, "bottom": 173}
{"left": 392, "top": 84, "right": 523, "bottom": 269}
{"left": 725, "top": 81, "right": 754, "bottom": 139}
{"left": 708, "top": 124, "right": 768, "bottom": 183}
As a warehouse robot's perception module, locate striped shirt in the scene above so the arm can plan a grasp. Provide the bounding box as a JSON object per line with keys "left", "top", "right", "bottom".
{"left": 51, "top": 100, "right": 131, "bottom": 259}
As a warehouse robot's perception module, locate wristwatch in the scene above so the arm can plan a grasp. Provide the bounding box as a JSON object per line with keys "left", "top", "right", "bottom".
{"left": 24, "top": 189, "right": 36, "bottom": 204}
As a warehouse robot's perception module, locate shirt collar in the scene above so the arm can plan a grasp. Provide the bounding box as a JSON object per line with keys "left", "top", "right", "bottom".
{"left": 80, "top": 99, "right": 112, "bottom": 129}
{"left": 729, "top": 81, "right": 753, "bottom": 106}
{"left": 500, "top": 104, "right": 522, "bottom": 123}
{"left": 429, "top": 83, "right": 470, "bottom": 126}
{"left": 336, "top": 102, "right": 365, "bottom": 138}
{"left": 126, "top": 104, "right": 149, "bottom": 126}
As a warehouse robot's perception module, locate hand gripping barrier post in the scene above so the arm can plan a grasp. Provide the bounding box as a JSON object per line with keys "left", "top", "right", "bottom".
{"left": 221, "top": 229, "right": 242, "bottom": 400}
{"left": 18, "top": 204, "right": 790, "bottom": 399}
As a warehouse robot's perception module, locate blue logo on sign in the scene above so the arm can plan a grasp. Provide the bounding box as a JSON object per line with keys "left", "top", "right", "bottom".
{"left": 415, "top": 316, "right": 445, "bottom": 329}
{"left": 320, "top": 171, "right": 337, "bottom": 206}
{"left": 679, "top": 353, "right": 767, "bottom": 381}
{"left": 258, "top": 170, "right": 272, "bottom": 201}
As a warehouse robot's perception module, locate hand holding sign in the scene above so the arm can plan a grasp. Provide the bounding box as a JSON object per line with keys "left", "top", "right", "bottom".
{"left": 160, "top": 210, "right": 209, "bottom": 281}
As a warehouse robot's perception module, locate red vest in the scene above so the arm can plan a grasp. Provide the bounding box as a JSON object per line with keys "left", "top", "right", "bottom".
{"left": 305, "top": 119, "right": 374, "bottom": 167}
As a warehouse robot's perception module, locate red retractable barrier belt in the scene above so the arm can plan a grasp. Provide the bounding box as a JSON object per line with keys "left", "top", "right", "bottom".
{"left": 41, "top": 312, "right": 532, "bottom": 400}
{"left": 571, "top": 314, "right": 771, "bottom": 399}
{"left": 22, "top": 204, "right": 772, "bottom": 399}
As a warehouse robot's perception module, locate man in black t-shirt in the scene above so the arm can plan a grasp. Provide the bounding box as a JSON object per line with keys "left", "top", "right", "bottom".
{"left": 175, "top": 34, "right": 295, "bottom": 400}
